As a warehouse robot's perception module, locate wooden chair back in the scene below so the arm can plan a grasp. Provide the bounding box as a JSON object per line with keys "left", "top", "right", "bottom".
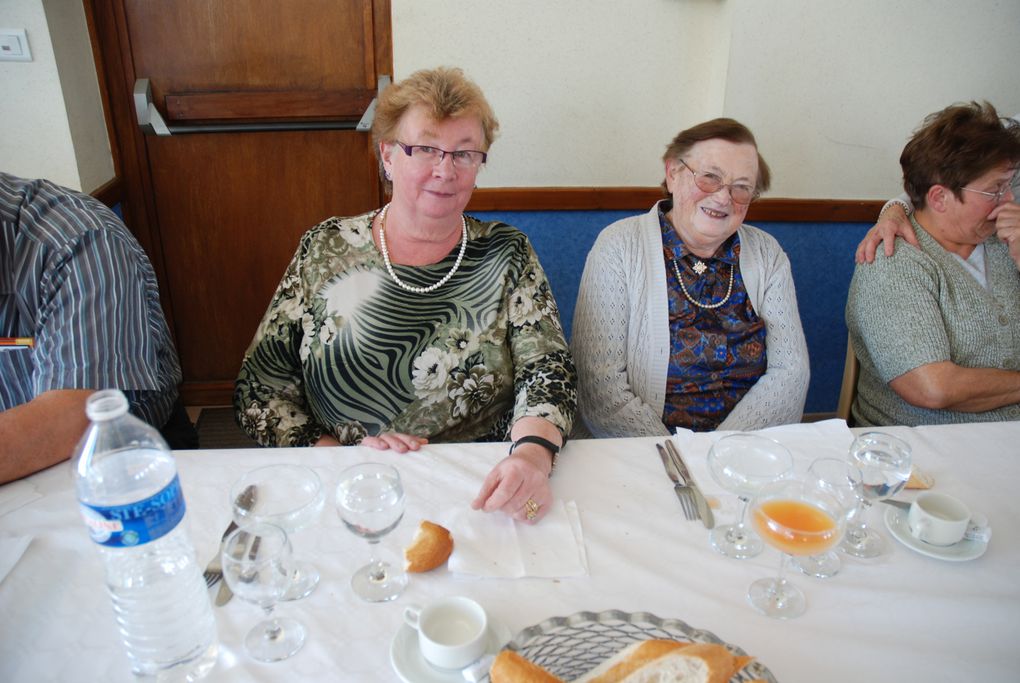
{"left": 836, "top": 335, "right": 860, "bottom": 424}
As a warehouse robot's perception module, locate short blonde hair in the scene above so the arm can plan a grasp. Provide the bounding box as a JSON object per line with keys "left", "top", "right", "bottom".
{"left": 372, "top": 67, "right": 499, "bottom": 187}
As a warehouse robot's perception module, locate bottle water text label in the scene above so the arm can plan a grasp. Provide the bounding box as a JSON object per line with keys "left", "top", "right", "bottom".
{"left": 80, "top": 476, "right": 186, "bottom": 547}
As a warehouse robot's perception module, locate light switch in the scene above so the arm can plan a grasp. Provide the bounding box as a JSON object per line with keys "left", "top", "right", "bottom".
{"left": 0, "top": 29, "right": 32, "bottom": 62}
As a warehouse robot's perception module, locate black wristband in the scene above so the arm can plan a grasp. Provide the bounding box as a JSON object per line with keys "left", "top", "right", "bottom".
{"left": 509, "top": 435, "right": 560, "bottom": 473}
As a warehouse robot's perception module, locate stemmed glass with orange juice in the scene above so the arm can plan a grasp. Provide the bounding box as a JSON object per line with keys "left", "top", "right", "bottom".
{"left": 747, "top": 476, "right": 849, "bottom": 619}
{"left": 792, "top": 458, "right": 863, "bottom": 578}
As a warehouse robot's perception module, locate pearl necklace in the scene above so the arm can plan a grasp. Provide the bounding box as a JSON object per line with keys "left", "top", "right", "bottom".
{"left": 377, "top": 203, "right": 468, "bottom": 293}
{"left": 671, "top": 258, "right": 734, "bottom": 309}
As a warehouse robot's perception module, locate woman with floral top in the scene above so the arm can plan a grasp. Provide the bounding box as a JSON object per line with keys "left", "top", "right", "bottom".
{"left": 234, "top": 67, "right": 576, "bottom": 524}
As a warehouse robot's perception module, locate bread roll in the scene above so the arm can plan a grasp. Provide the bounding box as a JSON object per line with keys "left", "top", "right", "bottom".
{"left": 489, "top": 650, "right": 564, "bottom": 683}
{"left": 403, "top": 520, "right": 453, "bottom": 573}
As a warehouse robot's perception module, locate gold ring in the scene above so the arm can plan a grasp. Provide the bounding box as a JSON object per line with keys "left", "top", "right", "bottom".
{"left": 524, "top": 498, "right": 540, "bottom": 520}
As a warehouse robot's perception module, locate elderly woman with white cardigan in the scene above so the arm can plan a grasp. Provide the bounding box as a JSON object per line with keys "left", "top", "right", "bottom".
{"left": 572, "top": 119, "right": 809, "bottom": 437}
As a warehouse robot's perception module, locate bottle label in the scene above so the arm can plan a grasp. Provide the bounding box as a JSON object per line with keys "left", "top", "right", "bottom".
{"left": 79, "top": 475, "right": 187, "bottom": 547}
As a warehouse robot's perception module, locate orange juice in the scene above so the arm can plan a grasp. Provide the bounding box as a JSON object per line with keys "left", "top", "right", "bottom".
{"left": 752, "top": 499, "right": 839, "bottom": 555}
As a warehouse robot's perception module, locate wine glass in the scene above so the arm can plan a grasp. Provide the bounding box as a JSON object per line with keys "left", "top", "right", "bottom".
{"left": 335, "top": 462, "right": 408, "bottom": 602}
{"left": 230, "top": 464, "right": 326, "bottom": 600}
{"left": 707, "top": 434, "right": 794, "bottom": 559}
{"left": 221, "top": 522, "right": 306, "bottom": 662}
{"left": 792, "top": 458, "right": 863, "bottom": 578}
{"left": 748, "top": 476, "right": 849, "bottom": 619}
{"left": 841, "top": 432, "right": 912, "bottom": 558}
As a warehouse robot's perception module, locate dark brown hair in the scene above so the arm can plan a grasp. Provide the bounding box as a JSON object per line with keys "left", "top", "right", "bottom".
{"left": 900, "top": 101, "right": 1020, "bottom": 209}
{"left": 372, "top": 67, "right": 499, "bottom": 190}
{"left": 661, "top": 118, "right": 771, "bottom": 197}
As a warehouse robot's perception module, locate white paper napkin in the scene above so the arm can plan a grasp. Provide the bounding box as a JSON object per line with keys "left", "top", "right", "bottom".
{"left": 447, "top": 500, "right": 587, "bottom": 578}
{"left": 0, "top": 480, "right": 43, "bottom": 517}
{"left": 0, "top": 535, "right": 33, "bottom": 585}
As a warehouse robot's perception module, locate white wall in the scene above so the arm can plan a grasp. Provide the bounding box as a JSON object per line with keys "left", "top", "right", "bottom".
{"left": 2, "top": 1, "right": 1017, "bottom": 198}
{"left": 393, "top": 0, "right": 1020, "bottom": 198}
{"left": 0, "top": 0, "right": 113, "bottom": 192}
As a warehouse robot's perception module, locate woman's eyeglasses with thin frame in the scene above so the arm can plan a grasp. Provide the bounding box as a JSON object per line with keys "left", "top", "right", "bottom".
{"left": 677, "top": 159, "right": 759, "bottom": 204}
{"left": 394, "top": 141, "right": 487, "bottom": 169}
{"left": 960, "top": 181, "right": 1013, "bottom": 204}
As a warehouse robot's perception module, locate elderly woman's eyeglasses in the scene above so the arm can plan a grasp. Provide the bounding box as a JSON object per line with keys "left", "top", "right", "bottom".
{"left": 960, "top": 181, "right": 1013, "bottom": 204}
{"left": 677, "top": 159, "right": 759, "bottom": 205}
{"left": 394, "top": 141, "right": 487, "bottom": 169}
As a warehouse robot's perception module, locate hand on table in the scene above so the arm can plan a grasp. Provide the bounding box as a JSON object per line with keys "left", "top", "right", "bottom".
{"left": 359, "top": 432, "right": 428, "bottom": 453}
{"left": 471, "top": 444, "right": 553, "bottom": 524}
{"left": 314, "top": 431, "right": 428, "bottom": 452}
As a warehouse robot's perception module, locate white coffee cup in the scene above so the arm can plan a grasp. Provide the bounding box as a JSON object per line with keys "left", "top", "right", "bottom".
{"left": 403, "top": 596, "right": 488, "bottom": 670}
{"left": 908, "top": 492, "right": 971, "bottom": 546}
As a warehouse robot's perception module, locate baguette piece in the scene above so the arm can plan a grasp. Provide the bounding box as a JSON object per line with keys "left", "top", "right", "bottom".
{"left": 403, "top": 520, "right": 454, "bottom": 573}
{"left": 489, "top": 650, "right": 565, "bottom": 683}
{"left": 575, "top": 640, "right": 752, "bottom": 683}
{"left": 575, "top": 640, "right": 688, "bottom": 682}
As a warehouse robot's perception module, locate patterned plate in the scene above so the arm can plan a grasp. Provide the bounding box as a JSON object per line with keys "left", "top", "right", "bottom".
{"left": 505, "top": 610, "right": 777, "bottom": 682}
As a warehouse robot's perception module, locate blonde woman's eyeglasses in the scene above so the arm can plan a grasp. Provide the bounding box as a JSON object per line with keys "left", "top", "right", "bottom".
{"left": 394, "top": 141, "right": 486, "bottom": 169}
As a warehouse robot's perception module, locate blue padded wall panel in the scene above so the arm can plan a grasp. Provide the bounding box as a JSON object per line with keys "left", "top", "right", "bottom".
{"left": 473, "top": 210, "right": 870, "bottom": 414}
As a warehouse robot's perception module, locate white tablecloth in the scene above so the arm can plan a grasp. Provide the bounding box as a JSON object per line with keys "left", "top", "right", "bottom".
{"left": 1, "top": 421, "right": 1018, "bottom": 682}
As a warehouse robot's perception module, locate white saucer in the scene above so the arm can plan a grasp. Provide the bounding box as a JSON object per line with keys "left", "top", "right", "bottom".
{"left": 883, "top": 506, "right": 988, "bottom": 562}
{"left": 390, "top": 620, "right": 513, "bottom": 683}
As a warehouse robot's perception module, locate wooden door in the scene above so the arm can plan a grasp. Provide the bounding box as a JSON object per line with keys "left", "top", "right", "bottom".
{"left": 87, "top": 0, "right": 391, "bottom": 404}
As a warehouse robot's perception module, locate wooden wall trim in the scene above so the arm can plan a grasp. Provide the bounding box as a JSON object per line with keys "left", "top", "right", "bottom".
{"left": 467, "top": 188, "right": 884, "bottom": 222}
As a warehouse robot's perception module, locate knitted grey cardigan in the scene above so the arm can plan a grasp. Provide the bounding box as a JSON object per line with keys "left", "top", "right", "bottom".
{"left": 572, "top": 202, "right": 810, "bottom": 437}
{"left": 847, "top": 220, "right": 1020, "bottom": 426}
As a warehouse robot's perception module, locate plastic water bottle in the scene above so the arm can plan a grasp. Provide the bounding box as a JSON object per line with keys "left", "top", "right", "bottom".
{"left": 74, "top": 390, "right": 217, "bottom": 680}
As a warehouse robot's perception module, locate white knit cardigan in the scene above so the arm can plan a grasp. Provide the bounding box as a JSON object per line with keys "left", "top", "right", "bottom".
{"left": 571, "top": 202, "right": 810, "bottom": 437}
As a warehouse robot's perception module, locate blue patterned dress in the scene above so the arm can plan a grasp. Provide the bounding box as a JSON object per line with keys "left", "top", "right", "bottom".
{"left": 658, "top": 207, "right": 767, "bottom": 431}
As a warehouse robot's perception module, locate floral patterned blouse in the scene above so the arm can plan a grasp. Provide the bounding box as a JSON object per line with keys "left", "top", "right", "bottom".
{"left": 234, "top": 210, "right": 577, "bottom": 447}
{"left": 658, "top": 207, "right": 767, "bottom": 431}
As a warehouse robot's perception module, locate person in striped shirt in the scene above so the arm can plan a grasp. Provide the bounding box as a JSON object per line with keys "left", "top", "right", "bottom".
{"left": 1, "top": 172, "right": 195, "bottom": 484}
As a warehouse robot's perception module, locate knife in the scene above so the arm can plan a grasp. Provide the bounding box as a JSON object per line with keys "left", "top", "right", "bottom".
{"left": 880, "top": 498, "right": 912, "bottom": 513}
{"left": 656, "top": 443, "right": 692, "bottom": 513}
{"left": 665, "top": 440, "right": 715, "bottom": 529}
{"left": 211, "top": 484, "right": 257, "bottom": 606}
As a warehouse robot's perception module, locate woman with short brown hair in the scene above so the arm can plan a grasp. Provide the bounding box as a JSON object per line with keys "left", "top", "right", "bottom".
{"left": 847, "top": 101, "right": 1020, "bottom": 426}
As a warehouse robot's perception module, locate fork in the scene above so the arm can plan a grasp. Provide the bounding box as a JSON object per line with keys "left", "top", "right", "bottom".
{"left": 202, "top": 521, "right": 236, "bottom": 589}
{"left": 657, "top": 443, "right": 698, "bottom": 520}
{"left": 202, "top": 518, "right": 241, "bottom": 588}
{"left": 202, "top": 484, "right": 257, "bottom": 590}
{"left": 673, "top": 478, "right": 699, "bottom": 521}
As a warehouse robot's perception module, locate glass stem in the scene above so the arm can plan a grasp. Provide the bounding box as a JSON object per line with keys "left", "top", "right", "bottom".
{"left": 775, "top": 552, "right": 789, "bottom": 586}
{"left": 366, "top": 539, "right": 385, "bottom": 582}
{"left": 767, "top": 553, "right": 791, "bottom": 607}
{"left": 729, "top": 496, "right": 750, "bottom": 542}
{"left": 846, "top": 499, "right": 872, "bottom": 545}
{"left": 262, "top": 605, "right": 281, "bottom": 640}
